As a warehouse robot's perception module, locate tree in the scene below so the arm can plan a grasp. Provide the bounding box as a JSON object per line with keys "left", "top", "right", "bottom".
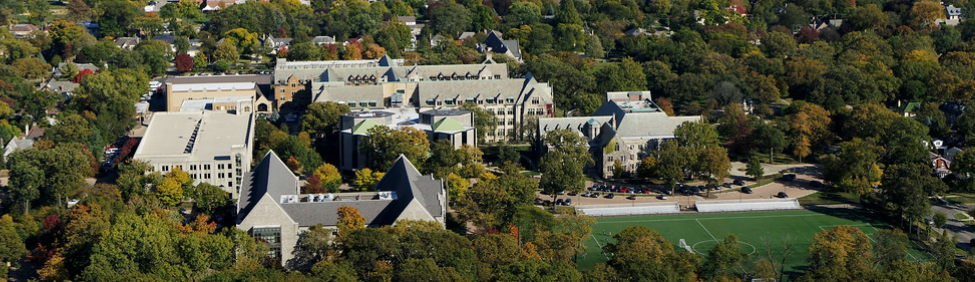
{"left": 175, "top": 53, "right": 193, "bottom": 73}
{"left": 157, "top": 177, "right": 184, "bottom": 207}
{"left": 288, "top": 224, "right": 333, "bottom": 271}
{"left": 703, "top": 234, "right": 748, "bottom": 280}
{"left": 675, "top": 120, "right": 720, "bottom": 150}
{"left": 66, "top": 0, "right": 92, "bottom": 22}
{"left": 746, "top": 156, "right": 764, "bottom": 180}
{"left": 596, "top": 58, "right": 647, "bottom": 93}
{"left": 429, "top": 3, "right": 471, "bottom": 37}
{"left": 223, "top": 28, "right": 259, "bottom": 54}
{"left": 697, "top": 147, "right": 731, "bottom": 196}
{"left": 354, "top": 168, "right": 384, "bottom": 191}
{"left": 789, "top": 103, "right": 831, "bottom": 162}
{"left": 26, "top": 0, "right": 50, "bottom": 25}
{"left": 9, "top": 161, "right": 43, "bottom": 214}
{"left": 460, "top": 102, "right": 497, "bottom": 143}
{"left": 753, "top": 122, "right": 786, "bottom": 163}
{"left": 803, "top": 226, "right": 875, "bottom": 281}
{"left": 933, "top": 211, "right": 948, "bottom": 228}
{"left": 910, "top": 1, "right": 947, "bottom": 29}
{"left": 12, "top": 57, "right": 51, "bottom": 79}
{"left": 636, "top": 156, "right": 656, "bottom": 179}
{"left": 360, "top": 126, "right": 429, "bottom": 172}
{"left": 314, "top": 163, "right": 342, "bottom": 193}
{"left": 607, "top": 226, "right": 700, "bottom": 281}
{"left": 612, "top": 160, "right": 626, "bottom": 179}
{"left": 336, "top": 206, "right": 366, "bottom": 241}
{"left": 539, "top": 129, "right": 592, "bottom": 211}
{"left": 872, "top": 229, "right": 908, "bottom": 268}
{"left": 822, "top": 138, "right": 884, "bottom": 197}
{"left": 48, "top": 114, "right": 93, "bottom": 145}
{"left": 214, "top": 40, "right": 240, "bottom": 64}
{"left": 192, "top": 183, "right": 229, "bottom": 214}
{"left": 657, "top": 142, "right": 690, "bottom": 193}
{"left": 447, "top": 173, "right": 469, "bottom": 202}
{"left": 302, "top": 102, "right": 351, "bottom": 139}
{"left": 0, "top": 215, "right": 28, "bottom": 273}
{"left": 882, "top": 163, "right": 947, "bottom": 233}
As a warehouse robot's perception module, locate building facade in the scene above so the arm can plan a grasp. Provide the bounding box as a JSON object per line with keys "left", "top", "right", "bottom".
{"left": 338, "top": 108, "right": 476, "bottom": 172}
{"left": 274, "top": 56, "right": 553, "bottom": 143}
{"left": 133, "top": 111, "right": 255, "bottom": 198}
{"left": 164, "top": 75, "right": 275, "bottom": 113}
{"left": 236, "top": 151, "right": 446, "bottom": 266}
{"left": 537, "top": 91, "right": 701, "bottom": 178}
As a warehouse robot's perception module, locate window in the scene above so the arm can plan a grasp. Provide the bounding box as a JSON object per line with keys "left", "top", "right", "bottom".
{"left": 219, "top": 173, "right": 225, "bottom": 179}
{"left": 218, "top": 164, "right": 224, "bottom": 170}
{"left": 204, "top": 164, "right": 211, "bottom": 170}
{"left": 608, "top": 156, "right": 613, "bottom": 162}
{"left": 251, "top": 227, "right": 282, "bottom": 259}
{"left": 162, "top": 165, "right": 169, "bottom": 172}
{"left": 280, "top": 89, "right": 285, "bottom": 93}
{"left": 498, "top": 120, "right": 505, "bottom": 126}
{"left": 507, "top": 120, "right": 514, "bottom": 125}
{"left": 532, "top": 98, "right": 540, "bottom": 105}
{"left": 191, "top": 174, "right": 198, "bottom": 179}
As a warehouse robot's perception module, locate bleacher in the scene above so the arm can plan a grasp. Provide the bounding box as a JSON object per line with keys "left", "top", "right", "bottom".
{"left": 579, "top": 202, "right": 681, "bottom": 217}
{"left": 695, "top": 198, "right": 800, "bottom": 213}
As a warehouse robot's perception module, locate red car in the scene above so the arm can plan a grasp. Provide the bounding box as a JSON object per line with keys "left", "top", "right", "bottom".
{"left": 621, "top": 187, "right": 629, "bottom": 193}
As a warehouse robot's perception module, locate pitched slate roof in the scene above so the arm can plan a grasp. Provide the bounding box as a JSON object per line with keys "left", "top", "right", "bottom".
{"left": 237, "top": 152, "right": 445, "bottom": 227}
{"left": 432, "top": 117, "right": 465, "bottom": 132}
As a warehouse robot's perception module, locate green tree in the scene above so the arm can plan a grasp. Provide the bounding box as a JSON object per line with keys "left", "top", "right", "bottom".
{"left": 26, "top": 0, "right": 50, "bottom": 25}
{"left": 606, "top": 226, "right": 700, "bottom": 281}
{"left": 872, "top": 229, "right": 908, "bottom": 268}
{"left": 753, "top": 122, "right": 786, "bottom": 163}
{"left": 821, "top": 138, "right": 884, "bottom": 197}
{"left": 134, "top": 40, "right": 172, "bottom": 77}
{"left": 539, "top": 129, "right": 592, "bottom": 211}
{"left": 47, "top": 114, "right": 93, "bottom": 145}
{"left": 882, "top": 163, "right": 947, "bottom": 233}
{"left": 302, "top": 102, "right": 351, "bottom": 140}
{"left": 360, "top": 126, "right": 429, "bottom": 172}
{"left": 460, "top": 102, "right": 497, "bottom": 144}
{"left": 636, "top": 155, "right": 656, "bottom": 179}
{"left": 66, "top": 0, "right": 92, "bottom": 22}
{"left": 0, "top": 215, "right": 28, "bottom": 274}
{"left": 657, "top": 141, "right": 690, "bottom": 193}
{"left": 447, "top": 173, "right": 469, "bottom": 202}
{"left": 157, "top": 177, "right": 184, "bottom": 207}
{"left": 192, "top": 183, "right": 229, "bottom": 215}
{"left": 596, "top": 58, "right": 647, "bottom": 93}
{"left": 430, "top": 3, "right": 472, "bottom": 37}
{"left": 702, "top": 234, "right": 748, "bottom": 280}
{"left": 674, "top": 120, "right": 719, "bottom": 150}
{"left": 12, "top": 57, "right": 51, "bottom": 79}
{"left": 746, "top": 156, "right": 764, "bottom": 180}
{"left": 933, "top": 211, "right": 948, "bottom": 228}
{"left": 288, "top": 224, "right": 333, "bottom": 271}
{"left": 213, "top": 40, "right": 240, "bottom": 64}
{"left": 8, "top": 161, "right": 43, "bottom": 214}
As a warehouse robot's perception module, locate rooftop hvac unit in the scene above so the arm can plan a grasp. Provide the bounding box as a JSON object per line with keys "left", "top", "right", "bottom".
{"left": 280, "top": 195, "right": 298, "bottom": 203}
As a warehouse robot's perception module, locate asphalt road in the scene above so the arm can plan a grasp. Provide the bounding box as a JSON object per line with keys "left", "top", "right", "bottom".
{"left": 931, "top": 203, "right": 975, "bottom": 250}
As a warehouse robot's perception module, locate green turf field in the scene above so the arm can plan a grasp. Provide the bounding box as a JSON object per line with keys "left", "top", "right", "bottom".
{"left": 578, "top": 209, "right": 931, "bottom": 275}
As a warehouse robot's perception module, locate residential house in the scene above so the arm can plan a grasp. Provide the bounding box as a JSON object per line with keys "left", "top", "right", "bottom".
{"left": 40, "top": 79, "right": 80, "bottom": 97}
{"left": 475, "top": 31, "right": 523, "bottom": 62}
{"left": 115, "top": 37, "right": 141, "bottom": 50}
{"left": 943, "top": 4, "right": 963, "bottom": 26}
{"left": 236, "top": 151, "right": 446, "bottom": 266}
{"left": 3, "top": 126, "right": 45, "bottom": 159}
{"left": 311, "top": 36, "right": 335, "bottom": 46}
{"left": 202, "top": 0, "right": 245, "bottom": 11}
{"left": 275, "top": 55, "right": 554, "bottom": 143}
{"left": 9, "top": 24, "right": 39, "bottom": 38}
{"left": 338, "top": 108, "right": 476, "bottom": 171}
{"left": 262, "top": 35, "right": 292, "bottom": 54}
{"left": 537, "top": 91, "right": 701, "bottom": 178}
{"left": 133, "top": 111, "right": 255, "bottom": 198}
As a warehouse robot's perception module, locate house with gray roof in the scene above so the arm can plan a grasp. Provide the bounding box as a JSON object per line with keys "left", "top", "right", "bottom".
{"left": 537, "top": 91, "right": 701, "bottom": 178}
{"left": 476, "top": 31, "right": 523, "bottom": 62}
{"left": 275, "top": 56, "right": 553, "bottom": 143}
{"left": 236, "top": 151, "right": 446, "bottom": 266}
{"left": 9, "top": 24, "right": 39, "bottom": 38}
{"left": 338, "top": 108, "right": 475, "bottom": 171}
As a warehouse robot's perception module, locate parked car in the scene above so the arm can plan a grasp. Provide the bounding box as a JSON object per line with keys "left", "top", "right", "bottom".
{"left": 733, "top": 179, "right": 745, "bottom": 186}
{"left": 713, "top": 184, "right": 722, "bottom": 191}
{"left": 723, "top": 183, "right": 734, "bottom": 188}
{"left": 781, "top": 174, "right": 797, "bottom": 181}
{"left": 620, "top": 187, "right": 629, "bottom": 193}
{"left": 776, "top": 192, "right": 789, "bottom": 198}
{"left": 591, "top": 192, "right": 600, "bottom": 198}
{"left": 555, "top": 199, "right": 564, "bottom": 206}
{"left": 605, "top": 193, "right": 615, "bottom": 199}
{"left": 563, "top": 199, "right": 572, "bottom": 206}
{"left": 741, "top": 187, "right": 752, "bottom": 194}
{"left": 582, "top": 192, "right": 592, "bottom": 197}
{"left": 626, "top": 195, "right": 637, "bottom": 200}
{"left": 809, "top": 181, "right": 824, "bottom": 188}
{"left": 657, "top": 194, "right": 668, "bottom": 200}
{"left": 568, "top": 191, "right": 578, "bottom": 196}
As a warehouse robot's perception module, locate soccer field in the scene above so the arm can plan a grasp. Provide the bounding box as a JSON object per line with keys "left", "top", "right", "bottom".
{"left": 578, "top": 208, "right": 931, "bottom": 274}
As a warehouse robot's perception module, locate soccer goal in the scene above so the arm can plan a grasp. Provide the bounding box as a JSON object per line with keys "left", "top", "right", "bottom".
{"left": 678, "top": 239, "right": 694, "bottom": 254}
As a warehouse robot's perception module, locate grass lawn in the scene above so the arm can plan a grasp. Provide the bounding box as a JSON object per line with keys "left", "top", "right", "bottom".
{"left": 954, "top": 212, "right": 969, "bottom": 221}
{"left": 797, "top": 192, "right": 859, "bottom": 206}
{"left": 946, "top": 194, "right": 975, "bottom": 205}
{"left": 578, "top": 209, "right": 932, "bottom": 277}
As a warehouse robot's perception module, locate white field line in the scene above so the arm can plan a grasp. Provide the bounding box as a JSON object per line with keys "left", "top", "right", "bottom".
{"left": 590, "top": 234, "right": 610, "bottom": 260}
{"left": 597, "top": 213, "right": 826, "bottom": 224}
{"left": 697, "top": 219, "right": 719, "bottom": 242}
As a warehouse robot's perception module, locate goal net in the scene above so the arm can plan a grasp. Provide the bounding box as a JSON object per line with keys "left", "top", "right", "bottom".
{"left": 678, "top": 239, "right": 694, "bottom": 254}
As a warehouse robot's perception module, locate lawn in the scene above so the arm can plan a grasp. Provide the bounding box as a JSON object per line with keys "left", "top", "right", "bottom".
{"left": 797, "top": 191, "right": 860, "bottom": 206}
{"left": 578, "top": 209, "right": 931, "bottom": 277}
{"left": 946, "top": 194, "right": 975, "bottom": 205}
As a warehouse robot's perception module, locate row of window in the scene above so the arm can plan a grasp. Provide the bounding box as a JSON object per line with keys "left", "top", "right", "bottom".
{"left": 426, "top": 97, "right": 518, "bottom": 106}
{"left": 496, "top": 119, "right": 515, "bottom": 126}
{"left": 345, "top": 101, "right": 378, "bottom": 107}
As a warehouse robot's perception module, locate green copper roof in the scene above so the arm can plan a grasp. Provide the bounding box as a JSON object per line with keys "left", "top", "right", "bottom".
{"left": 352, "top": 120, "right": 380, "bottom": 135}
{"left": 432, "top": 117, "right": 465, "bottom": 132}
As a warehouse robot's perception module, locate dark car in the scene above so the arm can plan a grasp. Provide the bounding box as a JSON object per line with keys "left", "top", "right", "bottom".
{"left": 809, "top": 181, "right": 824, "bottom": 188}
{"left": 781, "top": 174, "right": 797, "bottom": 181}
{"left": 777, "top": 192, "right": 789, "bottom": 198}
{"left": 733, "top": 179, "right": 745, "bottom": 186}
{"left": 657, "top": 194, "right": 668, "bottom": 200}
{"left": 582, "top": 192, "right": 592, "bottom": 197}
{"left": 534, "top": 198, "right": 544, "bottom": 205}
{"left": 555, "top": 199, "right": 564, "bottom": 206}
{"left": 591, "top": 192, "right": 600, "bottom": 198}
{"left": 626, "top": 195, "right": 637, "bottom": 200}
{"left": 605, "top": 193, "right": 615, "bottom": 199}
{"left": 723, "top": 182, "right": 734, "bottom": 188}
{"left": 568, "top": 191, "right": 578, "bottom": 196}
{"left": 741, "top": 187, "right": 753, "bottom": 194}
{"left": 563, "top": 199, "right": 572, "bottom": 206}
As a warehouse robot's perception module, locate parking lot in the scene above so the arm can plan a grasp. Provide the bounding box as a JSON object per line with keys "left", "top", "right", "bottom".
{"left": 537, "top": 174, "right": 823, "bottom": 209}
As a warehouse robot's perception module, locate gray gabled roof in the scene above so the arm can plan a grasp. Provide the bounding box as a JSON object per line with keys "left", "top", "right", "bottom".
{"left": 236, "top": 150, "right": 299, "bottom": 223}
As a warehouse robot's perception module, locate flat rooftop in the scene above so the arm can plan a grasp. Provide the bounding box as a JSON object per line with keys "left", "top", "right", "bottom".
{"left": 179, "top": 96, "right": 253, "bottom": 112}
{"left": 170, "top": 82, "right": 256, "bottom": 92}
{"left": 166, "top": 74, "right": 272, "bottom": 85}
{"left": 134, "top": 112, "right": 253, "bottom": 161}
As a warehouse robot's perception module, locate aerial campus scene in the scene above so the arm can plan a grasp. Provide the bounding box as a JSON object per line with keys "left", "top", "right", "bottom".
{"left": 2, "top": 0, "right": 975, "bottom": 281}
